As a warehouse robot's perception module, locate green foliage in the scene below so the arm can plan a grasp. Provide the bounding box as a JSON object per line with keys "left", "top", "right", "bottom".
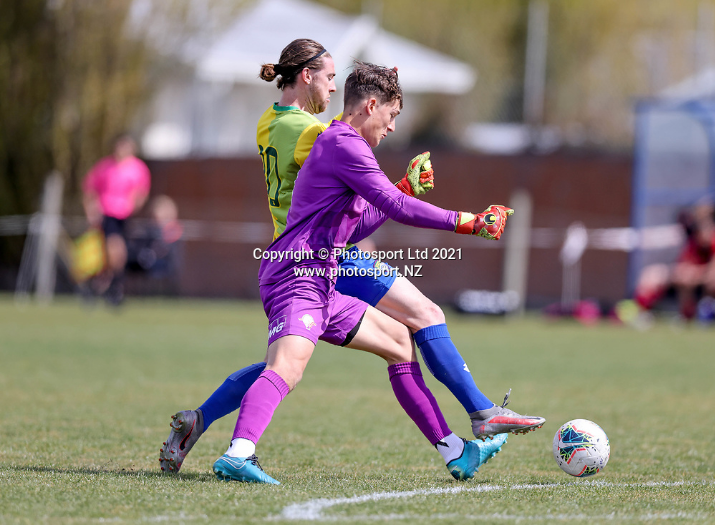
{"left": 0, "top": 0, "right": 247, "bottom": 265}
{"left": 0, "top": 2, "right": 54, "bottom": 262}
{"left": 0, "top": 1, "right": 146, "bottom": 219}
{"left": 1, "top": 296, "right": 713, "bottom": 522}
{"left": 0, "top": 1, "right": 152, "bottom": 265}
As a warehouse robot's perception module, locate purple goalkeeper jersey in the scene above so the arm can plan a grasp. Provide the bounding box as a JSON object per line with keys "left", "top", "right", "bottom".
{"left": 258, "top": 120, "right": 458, "bottom": 285}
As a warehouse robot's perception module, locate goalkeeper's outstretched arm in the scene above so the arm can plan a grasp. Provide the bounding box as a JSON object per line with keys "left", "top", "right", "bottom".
{"left": 343, "top": 152, "right": 513, "bottom": 240}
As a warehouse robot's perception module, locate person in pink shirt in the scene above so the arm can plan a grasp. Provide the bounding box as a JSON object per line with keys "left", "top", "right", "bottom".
{"left": 82, "top": 133, "right": 151, "bottom": 304}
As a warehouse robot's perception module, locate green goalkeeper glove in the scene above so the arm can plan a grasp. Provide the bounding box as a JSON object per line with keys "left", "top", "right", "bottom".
{"left": 455, "top": 205, "right": 514, "bottom": 240}
{"left": 396, "top": 151, "right": 434, "bottom": 197}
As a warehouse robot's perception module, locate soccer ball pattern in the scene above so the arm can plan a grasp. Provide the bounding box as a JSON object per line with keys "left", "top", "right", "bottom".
{"left": 553, "top": 419, "right": 610, "bottom": 477}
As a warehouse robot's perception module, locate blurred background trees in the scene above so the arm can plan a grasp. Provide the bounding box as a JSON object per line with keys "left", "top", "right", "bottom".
{"left": 1, "top": 0, "right": 150, "bottom": 263}
{"left": 0, "top": 0, "right": 242, "bottom": 264}
{"left": 319, "top": 0, "right": 715, "bottom": 149}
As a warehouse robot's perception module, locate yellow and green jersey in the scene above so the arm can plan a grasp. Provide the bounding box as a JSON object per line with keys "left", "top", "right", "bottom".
{"left": 256, "top": 103, "right": 329, "bottom": 240}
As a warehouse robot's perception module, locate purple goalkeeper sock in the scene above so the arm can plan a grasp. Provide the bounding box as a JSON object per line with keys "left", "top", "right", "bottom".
{"left": 232, "top": 370, "right": 290, "bottom": 443}
{"left": 388, "top": 361, "right": 451, "bottom": 445}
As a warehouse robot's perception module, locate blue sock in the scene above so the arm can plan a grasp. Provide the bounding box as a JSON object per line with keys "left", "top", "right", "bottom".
{"left": 198, "top": 362, "right": 266, "bottom": 431}
{"left": 413, "top": 324, "right": 493, "bottom": 413}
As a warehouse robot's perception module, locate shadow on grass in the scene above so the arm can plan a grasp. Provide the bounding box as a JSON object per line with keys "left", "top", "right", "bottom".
{"left": 4, "top": 464, "right": 215, "bottom": 482}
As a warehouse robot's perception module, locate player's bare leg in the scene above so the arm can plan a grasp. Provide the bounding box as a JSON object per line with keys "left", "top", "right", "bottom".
{"left": 102, "top": 233, "right": 127, "bottom": 304}
{"left": 263, "top": 335, "right": 315, "bottom": 390}
{"left": 374, "top": 276, "right": 445, "bottom": 331}
{"left": 344, "top": 305, "right": 417, "bottom": 364}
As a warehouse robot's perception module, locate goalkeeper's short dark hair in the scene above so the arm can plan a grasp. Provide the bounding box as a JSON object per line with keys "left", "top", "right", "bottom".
{"left": 344, "top": 61, "right": 403, "bottom": 110}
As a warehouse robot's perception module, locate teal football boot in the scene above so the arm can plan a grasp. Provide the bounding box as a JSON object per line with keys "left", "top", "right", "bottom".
{"left": 447, "top": 433, "right": 507, "bottom": 480}
{"left": 213, "top": 454, "right": 280, "bottom": 485}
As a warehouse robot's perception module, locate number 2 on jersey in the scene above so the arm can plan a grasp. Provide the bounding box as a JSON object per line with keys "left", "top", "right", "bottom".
{"left": 260, "top": 145, "right": 281, "bottom": 208}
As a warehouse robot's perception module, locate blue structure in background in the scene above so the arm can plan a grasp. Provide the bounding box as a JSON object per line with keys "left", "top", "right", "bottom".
{"left": 630, "top": 99, "right": 715, "bottom": 292}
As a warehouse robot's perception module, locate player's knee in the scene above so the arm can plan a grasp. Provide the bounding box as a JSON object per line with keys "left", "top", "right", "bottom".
{"left": 269, "top": 367, "right": 302, "bottom": 391}
{"left": 673, "top": 263, "right": 701, "bottom": 287}
{"left": 265, "top": 358, "right": 307, "bottom": 391}
{"left": 286, "top": 372, "right": 303, "bottom": 391}
{"left": 106, "top": 234, "right": 125, "bottom": 252}
{"left": 106, "top": 235, "right": 127, "bottom": 268}
{"left": 640, "top": 264, "right": 669, "bottom": 288}
{"left": 411, "top": 298, "right": 445, "bottom": 328}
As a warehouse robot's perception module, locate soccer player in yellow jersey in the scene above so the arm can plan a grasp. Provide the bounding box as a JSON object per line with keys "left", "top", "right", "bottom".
{"left": 255, "top": 52, "right": 336, "bottom": 240}
{"left": 159, "top": 40, "right": 544, "bottom": 476}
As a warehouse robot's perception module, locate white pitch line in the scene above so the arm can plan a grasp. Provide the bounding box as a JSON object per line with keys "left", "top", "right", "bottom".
{"left": 281, "top": 510, "right": 711, "bottom": 522}
{"left": 278, "top": 480, "right": 712, "bottom": 521}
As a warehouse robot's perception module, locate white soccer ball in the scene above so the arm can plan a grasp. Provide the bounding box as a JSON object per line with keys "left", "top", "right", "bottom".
{"left": 553, "top": 419, "right": 610, "bottom": 477}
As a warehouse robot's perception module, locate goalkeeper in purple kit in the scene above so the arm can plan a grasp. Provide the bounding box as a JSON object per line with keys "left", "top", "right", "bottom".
{"left": 212, "top": 62, "right": 542, "bottom": 484}
{"left": 159, "top": 41, "right": 544, "bottom": 483}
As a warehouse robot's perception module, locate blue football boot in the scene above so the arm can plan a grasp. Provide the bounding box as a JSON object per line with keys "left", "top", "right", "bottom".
{"left": 447, "top": 433, "right": 508, "bottom": 480}
{"left": 213, "top": 454, "right": 280, "bottom": 485}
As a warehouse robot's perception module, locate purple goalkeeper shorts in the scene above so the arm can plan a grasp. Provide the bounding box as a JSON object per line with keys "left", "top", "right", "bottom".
{"left": 260, "top": 274, "right": 368, "bottom": 347}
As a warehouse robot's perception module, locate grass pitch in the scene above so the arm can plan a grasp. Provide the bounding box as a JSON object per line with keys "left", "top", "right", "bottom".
{"left": 0, "top": 295, "right": 714, "bottom": 524}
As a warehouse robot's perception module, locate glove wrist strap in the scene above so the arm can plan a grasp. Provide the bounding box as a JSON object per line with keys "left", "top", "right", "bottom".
{"left": 395, "top": 177, "right": 415, "bottom": 197}
{"left": 455, "top": 211, "right": 476, "bottom": 234}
